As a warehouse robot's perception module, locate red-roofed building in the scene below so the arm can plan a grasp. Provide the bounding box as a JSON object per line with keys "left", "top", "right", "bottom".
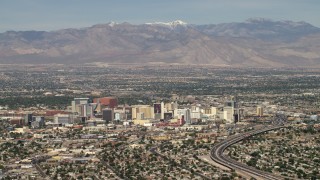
{"left": 93, "top": 97, "right": 118, "bottom": 108}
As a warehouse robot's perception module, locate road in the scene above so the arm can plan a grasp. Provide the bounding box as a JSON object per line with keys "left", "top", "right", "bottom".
{"left": 34, "top": 163, "right": 48, "bottom": 179}
{"left": 210, "top": 125, "right": 286, "bottom": 180}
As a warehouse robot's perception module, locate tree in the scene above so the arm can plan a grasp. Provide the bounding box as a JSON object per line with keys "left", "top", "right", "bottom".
{"left": 246, "top": 158, "right": 257, "bottom": 167}
{"left": 288, "top": 158, "right": 294, "bottom": 164}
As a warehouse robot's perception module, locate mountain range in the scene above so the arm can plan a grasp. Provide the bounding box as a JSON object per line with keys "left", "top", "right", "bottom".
{"left": 1, "top": 18, "right": 320, "bottom": 67}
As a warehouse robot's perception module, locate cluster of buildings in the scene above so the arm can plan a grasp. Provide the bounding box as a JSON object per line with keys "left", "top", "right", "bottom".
{"left": 6, "top": 93, "right": 320, "bottom": 133}
{"left": 3, "top": 94, "right": 320, "bottom": 135}
{"left": 64, "top": 97, "right": 245, "bottom": 128}
{"left": 1, "top": 113, "right": 45, "bottom": 129}
{"left": 1, "top": 96, "right": 272, "bottom": 130}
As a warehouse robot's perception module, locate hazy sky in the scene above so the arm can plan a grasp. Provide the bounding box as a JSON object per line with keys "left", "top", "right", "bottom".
{"left": 1, "top": 0, "right": 319, "bottom": 32}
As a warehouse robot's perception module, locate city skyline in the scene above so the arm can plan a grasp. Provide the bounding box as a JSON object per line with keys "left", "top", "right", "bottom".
{"left": 1, "top": 0, "right": 320, "bottom": 179}
{"left": 1, "top": 0, "right": 320, "bottom": 32}
{"left": 0, "top": 64, "right": 320, "bottom": 179}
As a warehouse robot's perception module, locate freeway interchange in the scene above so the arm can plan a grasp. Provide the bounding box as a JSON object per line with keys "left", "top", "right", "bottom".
{"left": 210, "top": 125, "right": 286, "bottom": 180}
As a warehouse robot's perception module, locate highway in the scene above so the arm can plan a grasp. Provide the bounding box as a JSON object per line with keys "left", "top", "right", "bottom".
{"left": 210, "top": 125, "right": 286, "bottom": 180}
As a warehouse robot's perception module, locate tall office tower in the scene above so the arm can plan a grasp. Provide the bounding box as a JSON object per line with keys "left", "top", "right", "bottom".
{"left": 185, "top": 109, "right": 192, "bottom": 124}
{"left": 150, "top": 106, "right": 155, "bottom": 119}
{"left": 257, "top": 106, "right": 263, "bottom": 116}
{"left": 102, "top": 109, "right": 114, "bottom": 124}
{"left": 131, "top": 107, "right": 137, "bottom": 120}
{"left": 226, "top": 98, "right": 240, "bottom": 123}
{"left": 71, "top": 98, "right": 89, "bottom": 113}
{"left": 79, "top": 104, "right": 88, "bottom": 117}
{"left": 90, "top": 103, "right": 98, "bottom": 115}
{"left": 24, "top": 113, "right": 33, "bottom": 126}
{"left": 161, "top": 102, "right": 165, "bottom": 119}
{"left": 78, "top": 103, "right": 94, "bottom": 118}
{"left": 223, "top": 106, "right": 234, "bottom": 123}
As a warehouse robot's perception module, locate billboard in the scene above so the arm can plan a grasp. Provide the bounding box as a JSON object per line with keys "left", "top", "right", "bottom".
{"left": 154, "top": 103, "right": 161, "bottom": 114}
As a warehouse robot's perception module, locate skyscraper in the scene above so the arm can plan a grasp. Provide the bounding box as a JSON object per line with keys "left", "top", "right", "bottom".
{"left": 223, "top": 106, "right": 234, "bottom": 123}
{"left": 257, "top": 106, "right": 263, "bottom": 116}
{"left": 71, "top": 98, "right": 89, "bottom": 114}
{"left": 24, "top": 113, "right": 33, "bottom": 126}
{"left": 185, "top": 109, "right": 191, "bottom": 124}
{"left": 225, "top": 98, "right": 240, "bottom": 123}
{"left": 102, "top": 109, "right": 114, "bottom": 124}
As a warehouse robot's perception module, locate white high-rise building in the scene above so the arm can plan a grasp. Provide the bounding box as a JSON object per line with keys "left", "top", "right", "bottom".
{"left": 257, "top": 106, "right": 263, "bottom": 116}
{"left": 132, "top": 107, "right": 137, "bottom": 120}
{"left": 174, "top": 109, "right": 187, "bottom": 119}
{"left": 174, "top": 108, "right": 191, "bottom": 124}
{"left": 161, "top": 102, "right": 165, "bottom": 119}
{"left": 223, "top": 106, "right": 234, "bottom": 123}
{"left": 71, "top": 98, "right": 89, "bottom": 114}
{"left": 185, "top": 109, "right": 192, "bottom": 124}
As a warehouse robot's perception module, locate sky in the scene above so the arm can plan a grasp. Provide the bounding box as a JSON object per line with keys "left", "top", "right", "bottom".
{"left": 1, "top": 0, "right": 319, "bottom": 32}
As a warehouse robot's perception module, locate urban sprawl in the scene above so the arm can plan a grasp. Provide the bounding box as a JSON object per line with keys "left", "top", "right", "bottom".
{"left": 0, "top": 64, "right": 319, "bottom": 180}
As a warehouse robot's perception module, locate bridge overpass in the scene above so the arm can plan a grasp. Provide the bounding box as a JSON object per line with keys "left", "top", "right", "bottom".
{"left": 210, "top": 125, "right": 286, "bottom": 180}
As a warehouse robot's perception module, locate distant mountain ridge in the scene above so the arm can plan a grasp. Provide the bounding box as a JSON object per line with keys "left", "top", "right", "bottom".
{"left": 195, "top": 18, "right": 320, "bottom": 41}
{"left": 0, "top": 19, "right": 320, "bottom": 67}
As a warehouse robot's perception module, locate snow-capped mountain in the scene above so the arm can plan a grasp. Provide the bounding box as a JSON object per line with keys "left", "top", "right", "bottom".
{"left": 145, "top": 20, "right": 188, "bottom": 28}
{"left": 0, "top": 19, "right": 320, "bottom": 67}
{"left": 107, "top": 22, "right": 118, "bottom": 27}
